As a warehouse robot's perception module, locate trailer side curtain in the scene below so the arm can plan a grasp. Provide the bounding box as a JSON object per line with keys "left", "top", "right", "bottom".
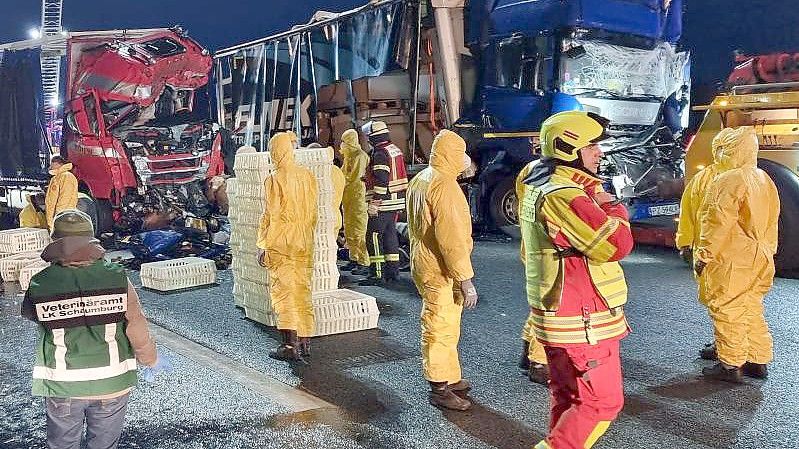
{"left": 0, "top": 49, "right": 47, "bottom": 180}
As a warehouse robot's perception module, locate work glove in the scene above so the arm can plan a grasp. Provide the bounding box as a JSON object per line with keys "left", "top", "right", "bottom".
{"left": 694, "top": 259, "right": 707, "bottom": 277}
{"left": 460, "top": 279, "right": 479, "bottom": 310}
{"left": 368, "top": 200, "right": 381, "bottom": 217}
{"left": 142, "top": 353, "right": 174, "bottom": 383}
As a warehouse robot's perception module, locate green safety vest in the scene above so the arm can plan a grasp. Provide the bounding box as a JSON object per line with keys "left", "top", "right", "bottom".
{"left": 26, "top": 260, "right": 136, "bottom": 398}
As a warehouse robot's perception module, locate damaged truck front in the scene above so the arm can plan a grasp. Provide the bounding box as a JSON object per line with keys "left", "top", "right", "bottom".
{"left": 64, "top": 28, "right": 226, "bottom": 234}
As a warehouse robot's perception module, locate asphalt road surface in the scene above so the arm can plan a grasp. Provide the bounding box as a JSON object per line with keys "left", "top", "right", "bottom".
{"left": 1, "top": 241, "right": 797, "bottom": 449}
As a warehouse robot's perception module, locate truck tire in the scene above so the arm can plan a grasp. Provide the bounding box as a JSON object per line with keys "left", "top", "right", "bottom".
{"left": 489, "top": 177, "right": 521, "bottom": 239}
{"left": 94, "top": 198, "right": 114, "bottom": 235}
{"left": 758, "top": 160, "right": 799, "bottom": 277}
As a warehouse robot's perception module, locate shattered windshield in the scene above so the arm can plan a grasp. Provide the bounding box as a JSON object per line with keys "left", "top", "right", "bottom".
{"left": 559, "top": 38, "right": 688, "bottom": 100}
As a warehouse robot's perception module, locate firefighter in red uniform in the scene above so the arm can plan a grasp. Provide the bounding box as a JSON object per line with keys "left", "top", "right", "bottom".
{"left": 519, "top": 111, "right": 634, "bottom": 449}
{"left": 360, "top": 121, "right": 408, "bottom": 286}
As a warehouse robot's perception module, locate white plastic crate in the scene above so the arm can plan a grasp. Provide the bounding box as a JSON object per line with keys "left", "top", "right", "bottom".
{"left": 140, "top": 257, "right": 217, "bottom": 292}
{"left": 312, "top": 262, "right": 340, "bottom": 292}
{"left": 0, "top": 228, "right": 50, "bottom": 253}
{"left": 19, "top": 260, "right": 50, "bottom": 290}
{"left": 0, "top": 252, "right": 44, "bottom": 282}
{"left": 311, "top": 289, "right": 379, "bottom": 336}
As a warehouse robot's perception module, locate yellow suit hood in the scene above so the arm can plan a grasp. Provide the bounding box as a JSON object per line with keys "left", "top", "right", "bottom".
{"left": 713, "top": 126, "right": 758, "bottom": 172}
{"left": 341, "top": 129, "right": 362, "bottom": 158}
{"left": 270, "top": 133, "right": 295, "bottom": 169}
{"left": 49, "top": 162, "right": 73, "bottom": 176}
{"left": 429, "top": 130, "right": 467, "bottom": 178}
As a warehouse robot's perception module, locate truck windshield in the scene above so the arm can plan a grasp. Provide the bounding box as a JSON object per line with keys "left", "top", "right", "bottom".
{"left": 493, "top": 35, "right": 553, "bottom": 92}
{"left": 559, "top": 38, "right": 686, "bottom": 100}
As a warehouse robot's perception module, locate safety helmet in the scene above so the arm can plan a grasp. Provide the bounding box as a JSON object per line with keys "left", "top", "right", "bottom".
{"left": 539, "top": 111, "right": 610, "bottom": 162}
{"left": 361, "top": 120, "right": 390, "bottom": 137}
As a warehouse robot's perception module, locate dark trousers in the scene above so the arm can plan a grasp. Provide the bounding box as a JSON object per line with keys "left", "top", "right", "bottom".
{"left": 367, "top": 211, "right": 400, "bottom": 280}
{"left": 46, "top": 393, "right": 130, "bottom": 449}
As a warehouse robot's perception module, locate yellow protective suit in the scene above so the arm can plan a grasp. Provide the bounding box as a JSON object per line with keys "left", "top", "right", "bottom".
{"left": 697, "top": 126, "right": 779, "bottom": 367}
{"left": 45, "top": 163, "right": 78, "bottom": 229}
{"left": 515, "top": 161, "right": 548, "bottom": 365}
{"left": 675, "top": 133, "right": 732, "bottom": 250}
{"left": 19, "top": 195, "right": 48, "bottom": 229}
{"left": 257, "top": 133, "right": 319, "bottom": 337}
{"left": 407, "top": 129, "right": 474, "bottom": 384}
{"left": 329, "top": 147, "right": 346, "bottom": 236}
{"left": 340, "top": 129, "right": 370, "bottom": 266}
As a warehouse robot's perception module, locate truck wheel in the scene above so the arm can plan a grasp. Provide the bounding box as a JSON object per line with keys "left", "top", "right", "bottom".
{"left": 95, "top": 198, "right": 114, "bottom": 235}
{"left": 489, "top": 177, "right": 521, "bottom": 239}
{"left": 758, "top": 160, "right": 799, "bottom": 277}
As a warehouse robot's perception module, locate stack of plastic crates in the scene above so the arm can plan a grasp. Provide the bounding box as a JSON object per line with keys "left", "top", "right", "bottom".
{"left": 0, "top": 252, "right": 46, "bottom": 282}
{"left": 0, "top": 228, "right": 50, "bottom": 254}
{"left": 140, "top": 257, "right": 217, "bottom": 292}
{"left": 230, "top": 151, "right": 275, "bottom": 324}
{"left": 19, "top": 259, "right": 51, "bottom": 290}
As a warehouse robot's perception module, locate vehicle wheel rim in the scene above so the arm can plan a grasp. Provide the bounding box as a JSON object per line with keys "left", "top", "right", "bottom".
{"left": 502, "top": 190, "right": 518, "bottom": 225}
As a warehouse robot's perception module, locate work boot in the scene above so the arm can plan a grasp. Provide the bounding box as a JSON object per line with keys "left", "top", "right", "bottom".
{"left": 351, "top": 265, "right": 370, "bottom": 276}
{"left": 528, "top": 363, "right": 550, "bottom": 385}
{"left": 269, "top": 330, "right": 304, "bottom": 363}
{"left": 298, "top": 337, "right": 311, "bottom": 358}
{"left": 699, "top": 343, "right": 718, "bottom": 361}
{"left": 742, "top": 362, "right": 768, "bottom": 379}
{"left": 519, "top": 340, "right": 531, "bottom": 371}
{"left": 449, "top": 379, "right": 472, "bottom": 392}
{"left": 428, "top": 381, "right": 471, "bottom": 411}
{"left": 702, "top": 363, "right": 743, "bottom": 383}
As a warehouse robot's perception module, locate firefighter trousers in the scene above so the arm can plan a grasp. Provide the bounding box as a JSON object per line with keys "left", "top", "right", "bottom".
{"left": 535, "top": 340, "right": 624, "bottom": 449}
{"left": 367, "top": 211, "right": 399, "bottom": 280}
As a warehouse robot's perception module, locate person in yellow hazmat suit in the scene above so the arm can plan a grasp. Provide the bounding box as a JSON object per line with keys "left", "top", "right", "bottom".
{"left": 675, "top": 130, "right": 734, "bottom": 360}
{"left": 329, "top": 147, "right": 346, "bottom": 237}
{"left": 19, "top": 193, "right": 48, "bottom": 228}
{"left": 45, "top": 156, "right": 78, "bottom": 230}
{"left": 515, "top": 160, "right": 550, "bottom": 385}
{"left": 256, "top": 132, "right": 319, "bottom": 363}
{"left": 695, "top": 126, "right": 779, "bottom": 383}
{"left": 340, "top": 129, "right": 371, "bottom": 276}
{"left": 407, "top": 129, "right": 478, "bottom": 411}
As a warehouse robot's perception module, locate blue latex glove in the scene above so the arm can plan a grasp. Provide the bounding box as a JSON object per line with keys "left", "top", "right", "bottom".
{"left": 141, "top": 353, "right": 174, "bottom": 383}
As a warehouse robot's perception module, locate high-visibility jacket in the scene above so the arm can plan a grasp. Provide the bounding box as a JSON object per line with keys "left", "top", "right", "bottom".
{"left": 519, "top": 165, "right": 634, "bottom": 346}
{"left": 365, "top": 142, "right": 408, "bottom": 212}
{"left": 23, "top": 259, "right": 143, "bottom": 398}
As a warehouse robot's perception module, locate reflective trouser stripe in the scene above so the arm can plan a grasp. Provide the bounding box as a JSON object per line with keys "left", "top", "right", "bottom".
{"left": 385, "top": 254, "right": 400, "bottom": 262}
{"left": 584, "top": 421, "right": 612, "bottom": 448}
{"left": 371, "top": 232, "right": 382, "bottom": 277}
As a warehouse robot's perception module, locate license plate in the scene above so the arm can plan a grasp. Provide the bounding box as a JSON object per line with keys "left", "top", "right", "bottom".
{"left": 648, "top": 204, "right": 679, "bottom": 217}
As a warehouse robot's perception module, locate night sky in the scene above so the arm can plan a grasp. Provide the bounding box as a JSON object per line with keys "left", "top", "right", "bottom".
{"left": 1, "top": 0, "right": 798, "bottom": 104}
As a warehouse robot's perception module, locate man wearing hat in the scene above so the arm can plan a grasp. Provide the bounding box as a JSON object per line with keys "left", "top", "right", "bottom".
{"left": 22, "top": 209, "right": 167, "bottom": 449}
{"left": 359, "top": 120, "right": 408, "bottom": 287}
{"left": 519, "top": 112, "right": 634, "bottom": 449}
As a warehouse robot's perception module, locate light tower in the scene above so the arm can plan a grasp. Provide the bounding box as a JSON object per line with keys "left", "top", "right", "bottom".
{"left": 40, "top": 0, "right": 64, "bottom": 148}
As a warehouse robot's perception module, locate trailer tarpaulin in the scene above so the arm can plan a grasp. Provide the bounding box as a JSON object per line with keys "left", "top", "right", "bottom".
{"left": 215, "top": 0, "right": 411, "bottom": 148}
{"left": 0, "top": 49, "right": 47, "bottom": 180}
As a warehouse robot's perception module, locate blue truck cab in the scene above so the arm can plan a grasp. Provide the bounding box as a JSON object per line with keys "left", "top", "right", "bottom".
{"left": 460, "top": 0, "right": 689, "bottom": 235}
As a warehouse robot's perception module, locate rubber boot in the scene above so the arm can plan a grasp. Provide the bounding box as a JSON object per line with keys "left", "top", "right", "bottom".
{"left": 269, "top": 330, "right": 303, "bottom": 363}
{"left": 702, "top": 363, "right": 743, "bottom": 383}
{"left": 299, "top": 337, "right": 311, "bottom": 358}
{"left": 742, "top": 362, "right": 768, "bottom": 379}
{"left": 699, "top": 342, "right": 718, "bottom": 361}
{"left": 519, "top": 340, "right": 531, "bottom": 371}
{"left": 528, "top": 362, "right": 550, "bottom": 385}
{"left": 351, "top": 265, "right": 370, "bottom": 276}
{"left": 449, "top": 379, "right": 472, "bottom": 392}
{"left": 428, "top": 381, "right": 471, "bottom": 411}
